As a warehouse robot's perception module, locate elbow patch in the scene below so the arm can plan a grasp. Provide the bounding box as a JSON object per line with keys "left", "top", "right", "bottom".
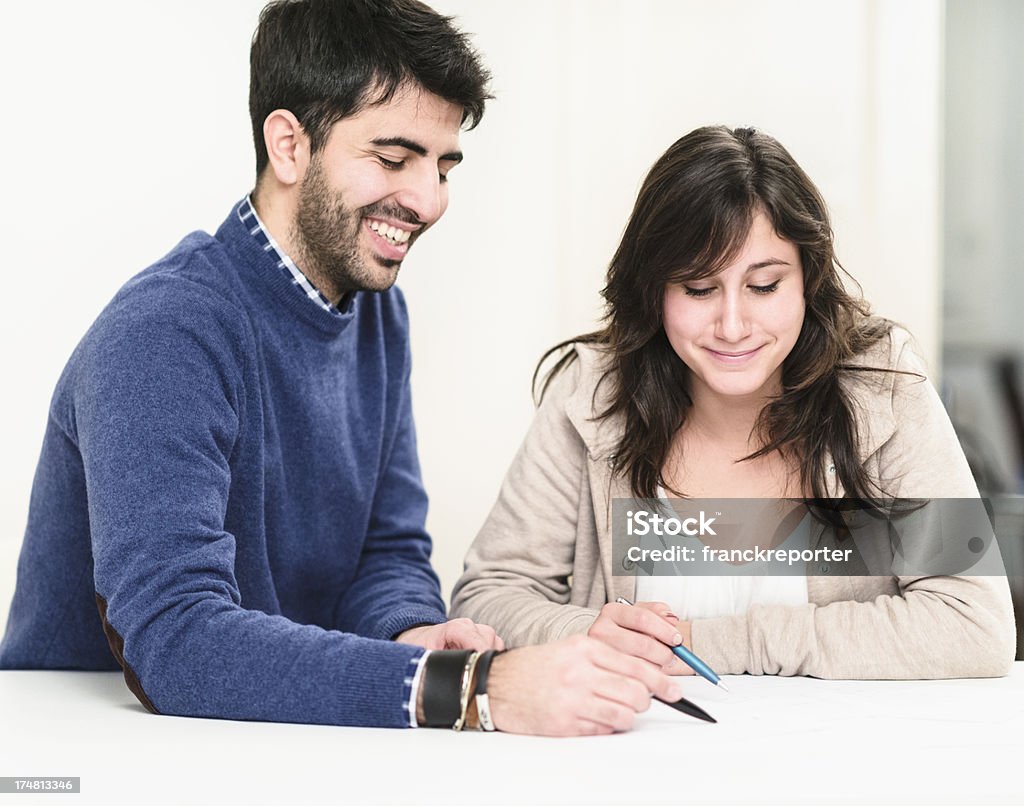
{"left": 95, "top": 593, "right": 160, "bottom": 715}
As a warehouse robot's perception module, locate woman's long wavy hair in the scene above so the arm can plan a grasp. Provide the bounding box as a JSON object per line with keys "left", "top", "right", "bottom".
{"left": 537, "top": 125, "right": 895, "bottom": 501}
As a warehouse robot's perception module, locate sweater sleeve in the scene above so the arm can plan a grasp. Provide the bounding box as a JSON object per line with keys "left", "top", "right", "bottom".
{"left": 331, "top": 334, "right": 447, "bottom": 640}
{"left": 691, "top": 332, "right": 1018, "bottom": 679}
{"left": 75, "top": 277, "right": 423, "bottom": 727}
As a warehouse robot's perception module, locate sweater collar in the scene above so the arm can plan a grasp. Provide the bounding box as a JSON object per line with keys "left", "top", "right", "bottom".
{"left": 236, "top": 196, "right": 350, "bottom": 318}
{"left": 216, "top": 199, "right": 356, "bottom": 336}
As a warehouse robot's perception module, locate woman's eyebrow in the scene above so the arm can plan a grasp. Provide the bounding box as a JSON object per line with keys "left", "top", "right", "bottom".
{"left": 745, "top": 258, "right": 791, "bottom": 272}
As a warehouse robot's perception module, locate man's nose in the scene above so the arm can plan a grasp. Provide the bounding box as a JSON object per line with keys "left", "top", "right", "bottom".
{"left": 394, "top": 165, "right": 447, "bottom": 226}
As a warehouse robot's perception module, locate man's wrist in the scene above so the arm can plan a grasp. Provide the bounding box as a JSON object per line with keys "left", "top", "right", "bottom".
{"left": 464, "top": 696, "right": 480, "bottom": 730}
{"left": 416, "top": 666, "right": 426, "bottom": 725}
{"left": 415, "top": 648, "right": 501, "bottom": 730}
{"left": 415, "top": 664, "right": 480, "bottom": 728}
{"left": 418, "top": 649, "right": 472, "bottom": 728}
{"left": 408, "top": 650, "right": 430, "bottom": 727}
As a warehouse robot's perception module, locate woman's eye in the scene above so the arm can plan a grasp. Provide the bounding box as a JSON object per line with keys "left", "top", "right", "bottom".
{"left": 683, "top": 286, "right": 714, "bottom": 298}
{"left": 750, "top": 281, "right": 781, "bottom": 294}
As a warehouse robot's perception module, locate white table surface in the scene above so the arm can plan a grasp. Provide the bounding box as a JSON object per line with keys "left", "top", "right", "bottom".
{"left": 2, "top": 665, "right": 1023, "bottom": 806}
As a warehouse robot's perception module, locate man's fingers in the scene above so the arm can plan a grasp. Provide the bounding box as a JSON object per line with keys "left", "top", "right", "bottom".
{"left": 636, "top": 661, "right": 685, "bottom": 702}
{"left": 584, "top": 696, "right": 637, "bottom": 733}
{"left": 590, "top": 669, "right": 652, "bottom": 714}
{"left": 590, "top": 641, "right": 684, "bottom": 702}
{"left": 576, "top": 718, "right": 615, "bottom": 737}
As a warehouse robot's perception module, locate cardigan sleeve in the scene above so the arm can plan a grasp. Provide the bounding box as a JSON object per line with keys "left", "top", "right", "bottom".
{"left": 691, "top": 330, "right": 1017, "bottom": 679}
{"left": 451, "top": 357, "right": 602, "bottom": 645}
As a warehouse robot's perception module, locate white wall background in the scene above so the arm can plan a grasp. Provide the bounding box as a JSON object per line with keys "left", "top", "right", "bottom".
{"left": 0, "top": 0, "right": 945, "bottom": 626}
{"left": 938, "top": 0, "right": 1024, "bottom": 493}
{"left": 944, "top": 0, "right": 1024, "bottom": 350}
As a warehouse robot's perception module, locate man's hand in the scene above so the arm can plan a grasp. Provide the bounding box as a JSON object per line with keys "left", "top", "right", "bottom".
{"left": 396, "top": 618, "right": 504, "bottom": 651}
{"left": 587, "top": 600, "right": 693, "bottom": 675}
{"left": 485, "top": 635, "right": 685, "bottom": 736}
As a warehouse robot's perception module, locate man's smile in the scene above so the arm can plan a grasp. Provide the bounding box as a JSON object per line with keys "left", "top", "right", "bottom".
{"left": 364, "top": 217, "right": 415, "bottom": 259}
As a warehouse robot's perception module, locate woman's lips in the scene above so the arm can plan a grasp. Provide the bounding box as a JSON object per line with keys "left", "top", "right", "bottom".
{"left": 705, "top": 345, "right": 764, "bottom": 364}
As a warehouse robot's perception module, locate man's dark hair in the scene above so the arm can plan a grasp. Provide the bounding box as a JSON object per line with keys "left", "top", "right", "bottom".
{"left": 249, "top": 0, "right": 491, "bottom": 178}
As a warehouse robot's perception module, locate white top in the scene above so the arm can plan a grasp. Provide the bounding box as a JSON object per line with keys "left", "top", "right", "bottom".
{"left": 635, "top": 492, "right": 810, "bottom": 620}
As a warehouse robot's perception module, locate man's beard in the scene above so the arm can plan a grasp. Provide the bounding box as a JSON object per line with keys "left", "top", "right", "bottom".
{"left": 291, "top": 157, "right": 410, "bottom": 298}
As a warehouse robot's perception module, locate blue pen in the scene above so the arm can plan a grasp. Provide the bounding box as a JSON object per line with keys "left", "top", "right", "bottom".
{"left": 616, "top": 597, "right": 730, "bottom": 692}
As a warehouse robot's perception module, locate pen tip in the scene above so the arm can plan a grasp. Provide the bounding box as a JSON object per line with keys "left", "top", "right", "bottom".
{"left": 717, "top": 681, "right": 730, "bottom": 693}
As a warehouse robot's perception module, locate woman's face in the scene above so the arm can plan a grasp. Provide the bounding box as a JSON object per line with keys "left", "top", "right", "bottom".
{"left": 662, "top": 211, "right": 805, "bottom": 405}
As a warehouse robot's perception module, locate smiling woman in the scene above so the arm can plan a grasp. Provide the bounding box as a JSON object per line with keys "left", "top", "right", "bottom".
{"left": 662, "top": 213, "right": 805, "bottom": 407}
{"left": 451, "top": 125, "right": 1017, "bottom": 681}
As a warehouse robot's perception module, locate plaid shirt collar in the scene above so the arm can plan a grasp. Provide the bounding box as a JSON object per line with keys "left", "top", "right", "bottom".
{"left": 236, "top": 196, "right": 347, "bottom": 317}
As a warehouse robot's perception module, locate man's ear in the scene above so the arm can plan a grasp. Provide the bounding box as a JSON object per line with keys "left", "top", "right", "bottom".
{"left": 263, "top": 109, "right": 309, "bottom": 187}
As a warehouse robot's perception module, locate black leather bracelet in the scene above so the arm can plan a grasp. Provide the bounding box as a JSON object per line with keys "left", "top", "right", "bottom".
{"left": 474, "top": 650, "right": 499, "bottom": 694}
{"left": 474, "top": 649, "right": 503, "bottom": 731}
{"left": 421, "top": 649, "right": 472, "bottom": 728}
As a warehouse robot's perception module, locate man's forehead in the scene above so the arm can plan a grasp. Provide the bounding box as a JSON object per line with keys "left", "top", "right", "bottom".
{"left": 345, "top": 83, "right": 463, "bottom": 153}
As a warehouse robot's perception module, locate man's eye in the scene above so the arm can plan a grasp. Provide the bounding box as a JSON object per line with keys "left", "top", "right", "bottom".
{"left": 683, "top": 286, "right": 714, "bottom": 298}
{"left": 377, "top": 156, "right": 403, "bottom": 170}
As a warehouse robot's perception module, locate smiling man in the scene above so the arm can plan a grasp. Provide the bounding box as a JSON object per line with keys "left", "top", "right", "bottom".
{"left": 0, "top": 0, "right": 683, "bottom": 736}
{"left": 257, "top": 85, "right": 464, "bottom": 296}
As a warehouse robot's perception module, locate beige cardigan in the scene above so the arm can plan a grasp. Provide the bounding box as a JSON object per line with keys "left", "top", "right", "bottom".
{"left": 452, "top": 329, "right": 1017, "bottom": 678}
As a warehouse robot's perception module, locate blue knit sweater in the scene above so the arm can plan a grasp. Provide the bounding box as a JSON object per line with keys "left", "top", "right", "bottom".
{"left": 0, "top": 202, "right": 448, "bottom": 727}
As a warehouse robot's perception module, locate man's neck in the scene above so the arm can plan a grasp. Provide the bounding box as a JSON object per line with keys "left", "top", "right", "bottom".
{"left": 250, "top": 185, "right": 344, "bottom": 306}
{"left": 250, "top": 185, "right": 296, "bottom": 257}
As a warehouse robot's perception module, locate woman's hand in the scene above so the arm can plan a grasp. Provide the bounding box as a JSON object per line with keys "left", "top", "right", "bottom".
{"left": 587, "top": 600, "right": 694, "bottom": 675}
{"left": 395, "top": 618, "right": 504, "bottom": 651}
